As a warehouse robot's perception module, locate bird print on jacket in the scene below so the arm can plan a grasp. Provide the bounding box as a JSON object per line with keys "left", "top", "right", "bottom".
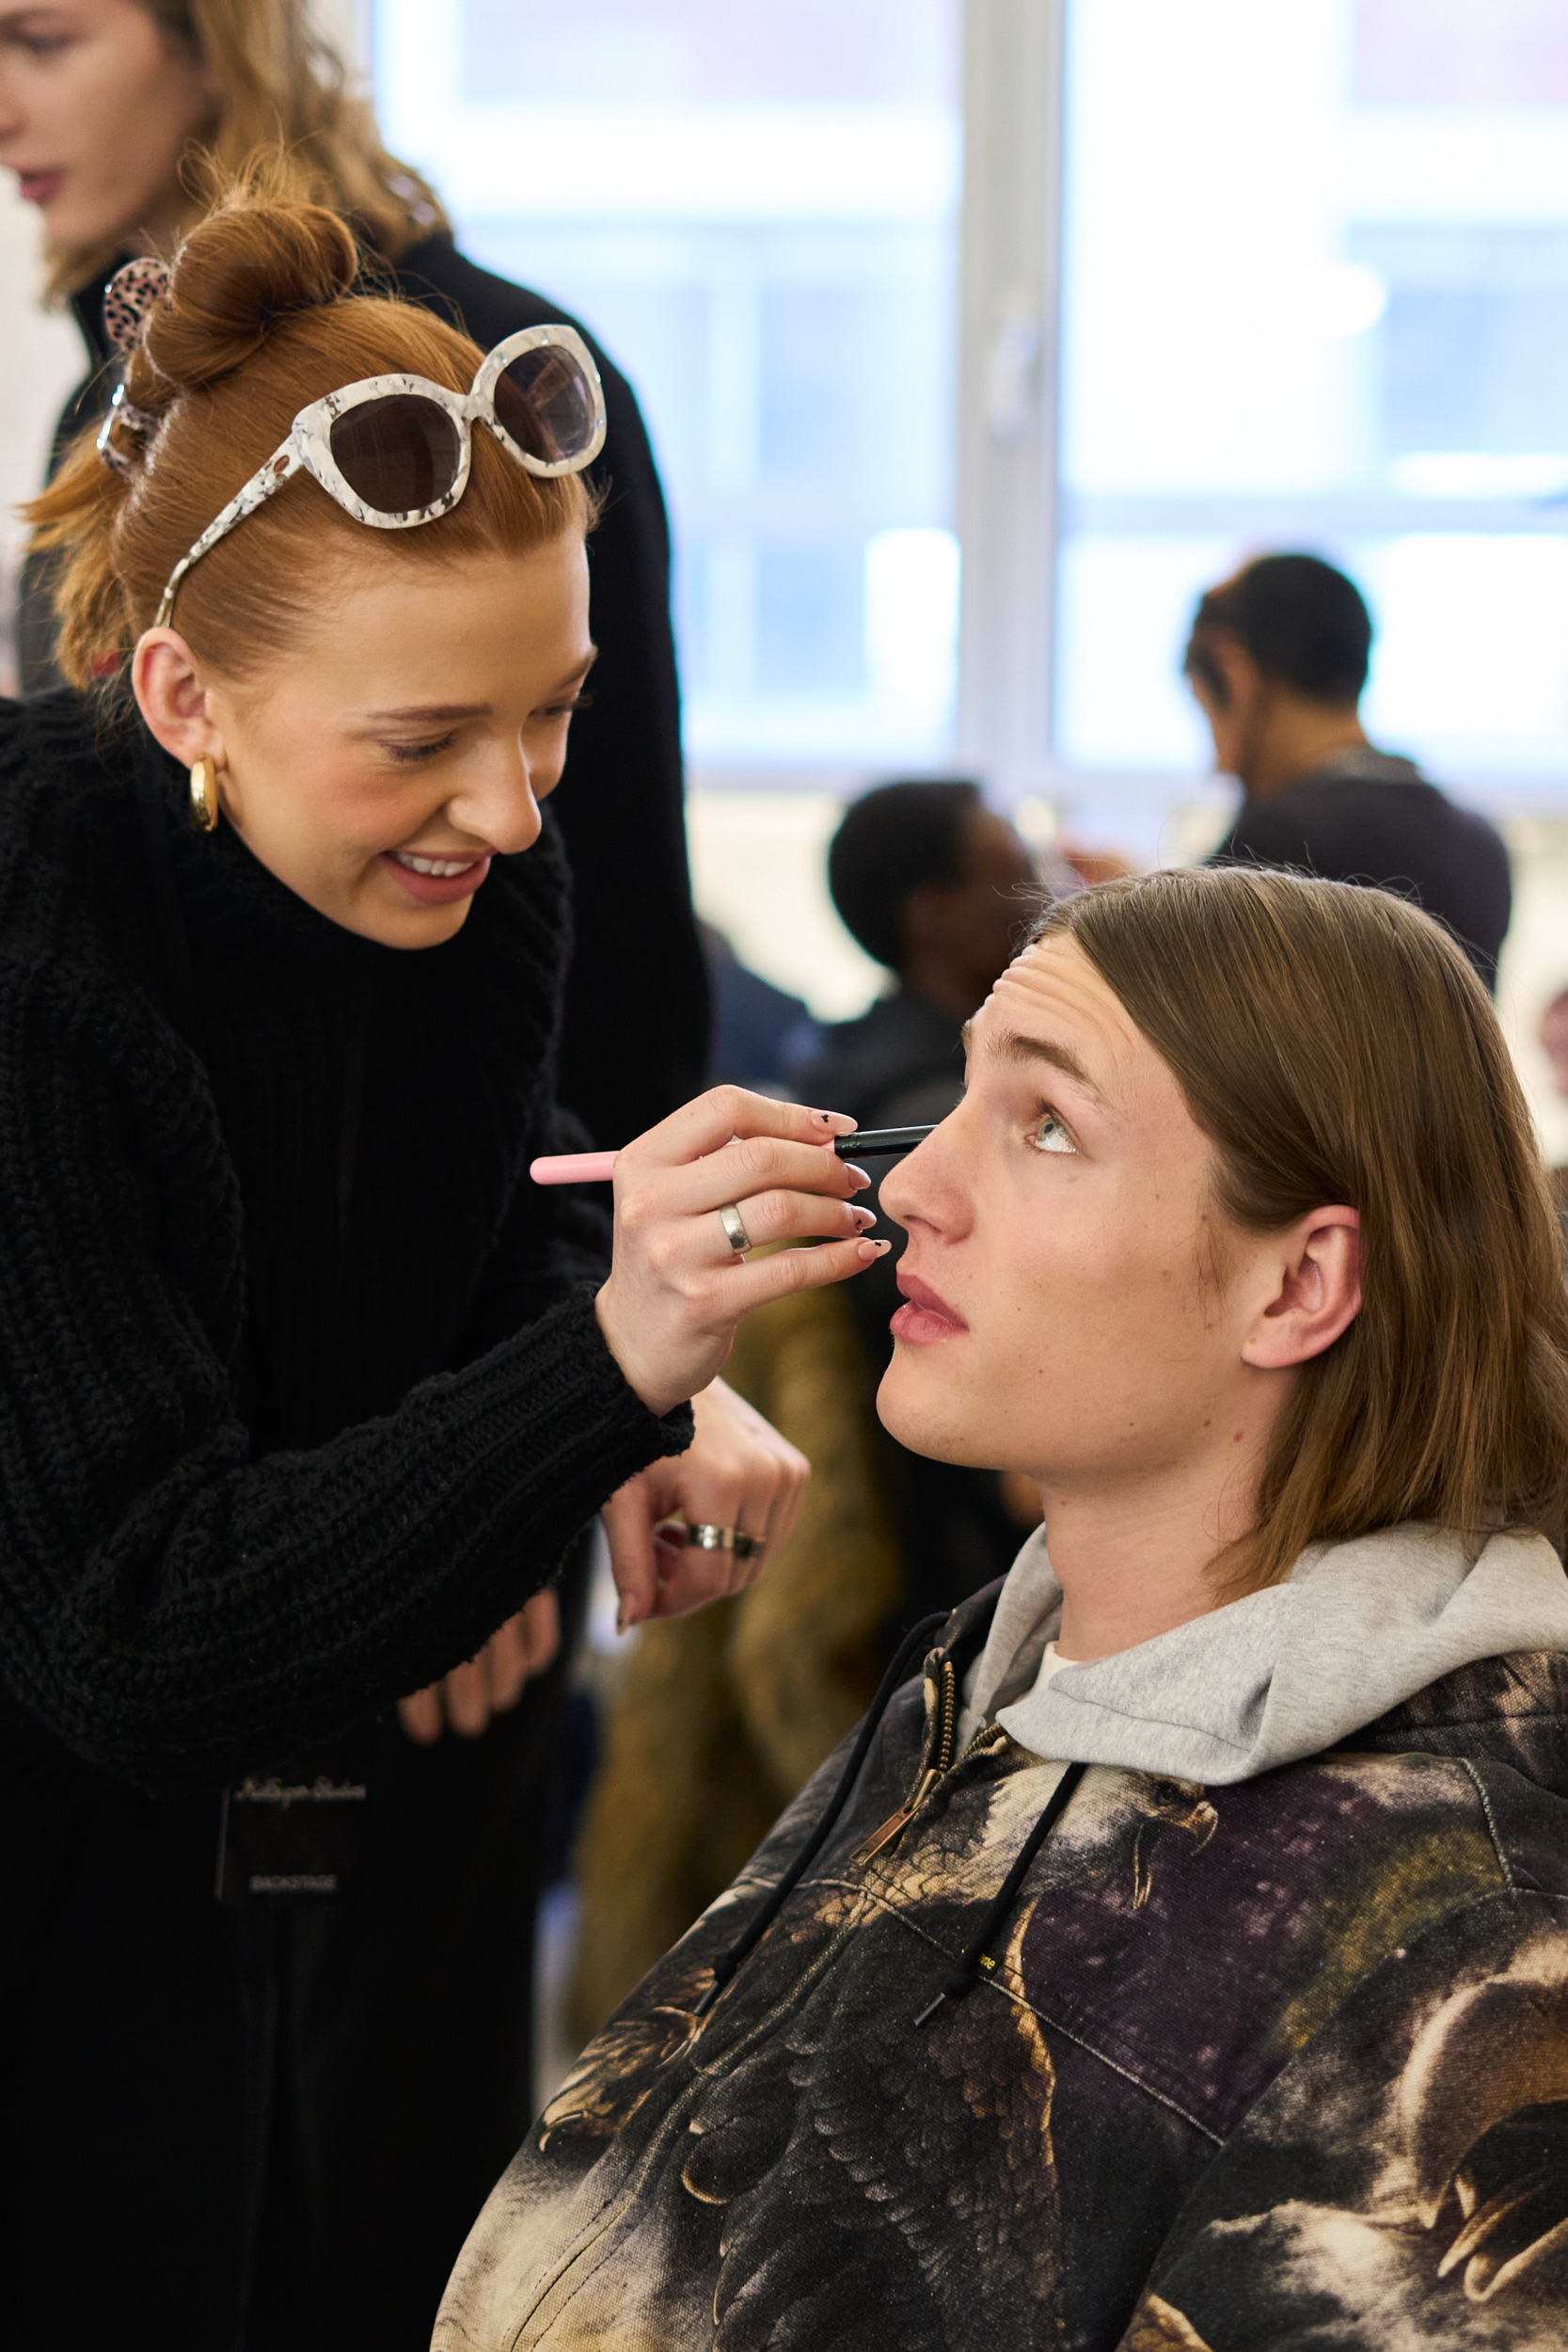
{"left": 436, "top": 1584, "right": 1568, "bottom": 2350}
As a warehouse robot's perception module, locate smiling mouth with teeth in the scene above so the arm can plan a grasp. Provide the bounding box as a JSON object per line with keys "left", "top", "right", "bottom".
{"left": 393, "top": 850, "right": 481, "bottom": 878}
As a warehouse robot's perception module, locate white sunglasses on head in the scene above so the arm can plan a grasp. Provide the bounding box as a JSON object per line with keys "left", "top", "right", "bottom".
{"left": 144, "top": 323, "right": 606, "bottom": 628}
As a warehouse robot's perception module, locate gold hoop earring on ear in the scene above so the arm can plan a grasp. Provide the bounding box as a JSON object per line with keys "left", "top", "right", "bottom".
{"left": 189, "top": 757, "right": 218, "bottom": 834}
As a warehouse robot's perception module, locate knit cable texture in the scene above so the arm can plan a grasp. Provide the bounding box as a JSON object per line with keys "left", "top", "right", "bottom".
{"left": 0, "top": 692, "right": 690, "bottom": 1791}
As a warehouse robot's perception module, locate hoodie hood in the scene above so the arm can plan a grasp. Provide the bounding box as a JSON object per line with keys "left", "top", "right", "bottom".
{"left": 958, "top": 1520, "right": 1568, "bottom": 1785}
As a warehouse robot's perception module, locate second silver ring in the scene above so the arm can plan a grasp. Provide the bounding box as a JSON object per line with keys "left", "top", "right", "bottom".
{"left": 719, "top": 1201, "right": 752, "bottom": 1254}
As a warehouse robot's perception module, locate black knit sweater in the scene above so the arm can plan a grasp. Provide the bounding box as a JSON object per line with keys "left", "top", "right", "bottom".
{"left": 0, "top": 691, "right": 691, "bottom": 1795}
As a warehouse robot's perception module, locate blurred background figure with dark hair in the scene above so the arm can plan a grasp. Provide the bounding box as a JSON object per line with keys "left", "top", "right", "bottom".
{"left": 801, "top": 777, "right": 1037, "bottom": 1132}
{"left": 1185, "top": 552, "right": 1512, "bottom": 989}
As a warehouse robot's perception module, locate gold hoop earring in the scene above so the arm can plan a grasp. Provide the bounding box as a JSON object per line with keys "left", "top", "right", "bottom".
{"left": 189, "top": 756, "right": 218, "bottom": 834}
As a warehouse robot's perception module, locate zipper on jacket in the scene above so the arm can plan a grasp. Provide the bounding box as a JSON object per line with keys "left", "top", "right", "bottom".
{"left": 853, "top": 1652, "right": 960, "bottom": 1866}
{"left": 692, "top": 1610, "right": 948, "bottom": 2019}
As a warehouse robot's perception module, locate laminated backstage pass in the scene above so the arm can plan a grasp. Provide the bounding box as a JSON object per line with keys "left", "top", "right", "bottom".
{"left": 215, "top": 1772, "right": 369, "bottom": 1901}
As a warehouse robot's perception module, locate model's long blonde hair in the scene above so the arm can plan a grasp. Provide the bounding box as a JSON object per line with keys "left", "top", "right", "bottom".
{"left": 45, "top": 0, "right": 448, "bottom": 300}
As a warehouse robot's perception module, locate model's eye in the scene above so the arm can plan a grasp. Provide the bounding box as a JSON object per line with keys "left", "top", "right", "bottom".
{"left": 1032, "top": 1108, "right": 1076, "bottom": 1155}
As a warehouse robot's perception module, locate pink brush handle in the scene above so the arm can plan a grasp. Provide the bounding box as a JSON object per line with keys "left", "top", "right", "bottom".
{"left": 530, "top": 1149, "right": 619, "bottom": 1184}
{"left": 531, "top": 1135, "right": 850, "bottom": 1185}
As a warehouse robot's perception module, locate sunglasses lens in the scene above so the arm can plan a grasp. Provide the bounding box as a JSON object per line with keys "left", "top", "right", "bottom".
{"left": 328, "top": 395, "right": 463, "bottom": 511}
{"left": 494, "top": 347, "right": 597, "bottom": 464}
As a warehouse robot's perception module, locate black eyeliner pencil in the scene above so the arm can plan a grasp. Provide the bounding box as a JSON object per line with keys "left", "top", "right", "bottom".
{"left": 831, "top": 1125, "right": 937, "bottom": 1158}
{"left": 530, "top": 1124, "right": 938, "bottom": 1184}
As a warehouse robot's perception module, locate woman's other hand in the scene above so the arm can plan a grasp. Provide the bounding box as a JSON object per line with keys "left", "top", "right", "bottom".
{"left": 603, "top": 1378, "right": 809, "bottom": 1629}
{"left": 594, "top": 1086, "right": 889, "bottom": 1417}
{"left": 397, "top": 1587, "right": 562, "bottom": 1743}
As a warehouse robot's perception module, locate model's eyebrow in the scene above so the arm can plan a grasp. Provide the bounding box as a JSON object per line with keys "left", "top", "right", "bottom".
{"left": 961, "top": 1022, "right": 1102, "bottom": 1099}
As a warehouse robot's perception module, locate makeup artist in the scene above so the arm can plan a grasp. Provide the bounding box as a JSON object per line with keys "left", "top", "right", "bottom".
{"left": 0, "top": 191, "right": 886, "bottom": 2348}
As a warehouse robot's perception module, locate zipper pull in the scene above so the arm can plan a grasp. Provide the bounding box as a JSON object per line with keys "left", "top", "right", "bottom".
{"left": 853, "top": 1767, "right": 940, "bottom": 1867}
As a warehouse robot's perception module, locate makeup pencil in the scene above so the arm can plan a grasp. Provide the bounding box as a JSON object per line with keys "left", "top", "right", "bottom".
{"left": 529, "top": 1124, "right": 937, "bottom": 1184}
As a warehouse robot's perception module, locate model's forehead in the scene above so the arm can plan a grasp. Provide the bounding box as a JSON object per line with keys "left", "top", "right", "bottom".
{"left": 975, "top": 932, "right": 1203, "bottom": 1145}
{"left": 986, "top": 934, "right": 1144, "bottom": 1071}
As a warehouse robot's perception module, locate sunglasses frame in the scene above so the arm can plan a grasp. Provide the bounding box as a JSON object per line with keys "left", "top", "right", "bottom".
{"left": 151, "top": 323, "right": 607, "bottom": 628}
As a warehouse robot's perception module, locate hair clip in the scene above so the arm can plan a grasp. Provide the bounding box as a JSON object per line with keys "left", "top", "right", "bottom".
{"left": 103, "top": 254, "right": 171, "bottom": 358}
{"left": 95, "top": 379, "right": 162, "bottom": 479}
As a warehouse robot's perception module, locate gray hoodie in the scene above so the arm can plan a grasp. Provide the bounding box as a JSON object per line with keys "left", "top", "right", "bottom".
{"left": 958, "top": 1518, "right": 1568, "bottom": 1783}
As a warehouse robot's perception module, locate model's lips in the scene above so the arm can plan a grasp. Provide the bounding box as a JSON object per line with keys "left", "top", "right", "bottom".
{"left": 890, "top": 1268, "right": 968, "bottom": 1345}
{"left": 17, "top": 171, "right": 66, "bottom": 206}
{"left": 380, "top": 848, "right": 492, "bottom": 907}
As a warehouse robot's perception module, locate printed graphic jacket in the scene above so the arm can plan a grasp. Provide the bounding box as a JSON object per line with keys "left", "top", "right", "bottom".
{"left": 437, "top": 1576, "right": 1568, "bottom": 2350}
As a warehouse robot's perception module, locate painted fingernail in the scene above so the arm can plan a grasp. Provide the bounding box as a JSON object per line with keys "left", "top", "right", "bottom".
{"left": 845, "top": 1162, "right": 870, "bottom": 1187}
{"left": 853, "top": 1206, "right": 878, "bottom": 1230}
{"left": 856, "top": 1237, "right": 892, "bottom": 1261}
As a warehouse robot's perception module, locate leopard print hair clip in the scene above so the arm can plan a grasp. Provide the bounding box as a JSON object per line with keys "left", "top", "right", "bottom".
{"left": 96, "top": 255, "right": 169, "bottom": 478}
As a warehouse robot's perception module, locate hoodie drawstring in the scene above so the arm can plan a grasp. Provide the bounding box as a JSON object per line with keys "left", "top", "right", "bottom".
{"left": 913, "top": 1757, "right": 1086, "bottom": 2027}
{"left": 692, "top": 1610, "right": 949, "bottom": 2019}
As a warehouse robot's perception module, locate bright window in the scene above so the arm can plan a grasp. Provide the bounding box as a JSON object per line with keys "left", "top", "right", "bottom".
{"left": 375, "top": 0, "right": 961, "bottom": 769}
{"left": 1055, "top": 0, "right": 1568, "bottom": 785}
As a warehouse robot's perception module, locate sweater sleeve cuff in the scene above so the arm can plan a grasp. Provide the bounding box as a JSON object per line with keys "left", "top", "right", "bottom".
{"left": 419, "top": 1281, "right": 694, "bottom": 1552}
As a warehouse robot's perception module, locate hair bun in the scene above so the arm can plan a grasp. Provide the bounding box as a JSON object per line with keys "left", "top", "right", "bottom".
{"left": 144, "top": 196, "right": 359, "bottom": 392}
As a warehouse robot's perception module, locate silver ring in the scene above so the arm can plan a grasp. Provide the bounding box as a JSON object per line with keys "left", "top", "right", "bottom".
{"left": 684, "top": 1521, "right": 766, "bottom": 1561}
{"left": 719, "top": 1201, "right": 752, "bottom": 1254}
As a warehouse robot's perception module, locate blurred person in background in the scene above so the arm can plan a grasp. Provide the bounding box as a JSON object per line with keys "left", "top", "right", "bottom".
{"left": 1, "top": 0, "right": 707, "bottom": 1147}
{"left": 1186, "top": 551, "right": 1512, "bottom": 989}
{"left": 802, "top": 779, "right": 1036, "bottom": 1136}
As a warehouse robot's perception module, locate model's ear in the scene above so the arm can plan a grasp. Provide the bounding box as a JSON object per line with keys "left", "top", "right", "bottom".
{"left": 131, "top": 629, "right": 228, "bottom": 771}
{"left": 1242, "top": 1205, "right": 1362, "bottom": 1371}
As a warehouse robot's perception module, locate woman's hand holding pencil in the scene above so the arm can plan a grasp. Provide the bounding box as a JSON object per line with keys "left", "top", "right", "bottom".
{"left": 591, "top": 1086, "right": 893, "bottom": 1422}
